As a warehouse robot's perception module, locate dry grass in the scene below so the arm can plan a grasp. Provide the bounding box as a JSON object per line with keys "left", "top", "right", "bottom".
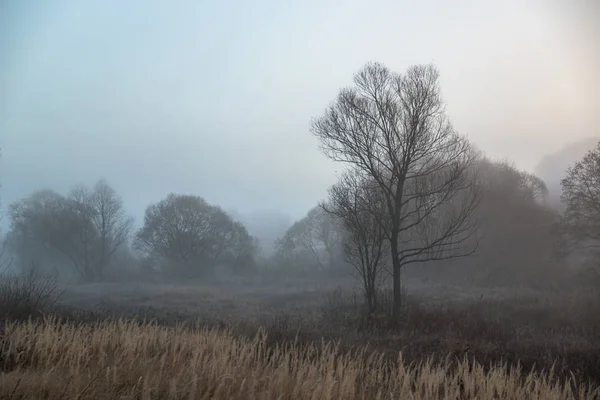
{"left": 1, "top": 318, "right": 599, "bottom": 399}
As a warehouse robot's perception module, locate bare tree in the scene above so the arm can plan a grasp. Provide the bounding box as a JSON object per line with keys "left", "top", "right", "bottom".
{"left": 70, "top": 184, "right": 106, "bottom": 280}
{"left": 310, "top": 62, "right": 480, "bottom": 317}
{"left": 89, "top": 180, "right": 134, "bottom": 278}
{"left": 62, "top": 182, "right": 133, "bottom": 281}
{"left": 561, "top": 141, "right": 600, "bottom": 249}
{"left": 324, "top": 170, "right": 388, "bottom": 315}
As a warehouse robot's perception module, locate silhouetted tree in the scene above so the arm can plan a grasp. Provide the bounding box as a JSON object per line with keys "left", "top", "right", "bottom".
{"left": 310, "top": 62, "right": 480, "bottom": 318}
{"left": 324, "top": 170, "right": 388, "bottom": 315}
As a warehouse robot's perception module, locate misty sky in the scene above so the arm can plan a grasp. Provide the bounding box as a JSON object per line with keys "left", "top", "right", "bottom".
{"left": 1, "top": 0, "right": 598, "bottom": 227}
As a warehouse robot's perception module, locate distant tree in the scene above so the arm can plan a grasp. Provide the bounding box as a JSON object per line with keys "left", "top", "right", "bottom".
{"left": 273, "top": 206, "right": 343, "bottom": 270}
{"left": 220, "top": 221, "right": 260, "bottom": 273}
{"left": 134, "top": 194, "right": 256, "bottom": 277}
{"left": 6, "top": 190, "right": 67, "bottom": 274}
{"left": 8, "top": 180, "right": 133, "bottom": 281}
{"left": 535, "top": 137, "right": 600, "bottom": 208}
{"left": 310, "top": 62, "right": 480, "bottom": 318}
{"left": 88, "top": 180, "right": 134, "bottom": 276}
{"left": 561, "top": 141, "right": 600, "bottom": 249}
{"left": 478, "top": 159, "right": 548, "bottom": 204}
{"left": 445, "top": 159, "right": 562, "bottom": 286}
{"left": 324, "top": 170, "right": 388, "bottom": 315}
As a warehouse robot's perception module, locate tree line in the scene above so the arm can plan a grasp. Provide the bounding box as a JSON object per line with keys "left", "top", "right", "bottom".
{"left": 1, "top": 62, "right": 598, "bottom": 320}
{"left": 5, "top": 185, "right": 258, "bottom": 282}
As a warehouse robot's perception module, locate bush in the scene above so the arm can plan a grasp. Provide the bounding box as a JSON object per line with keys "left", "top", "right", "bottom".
{"left": 0, "top": 263, "right": 63, "bottom": 321}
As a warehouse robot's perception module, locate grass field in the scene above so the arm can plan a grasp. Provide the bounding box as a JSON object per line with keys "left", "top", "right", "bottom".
{"left": 1, "top": 317, "right": 598, "bottom": 399}
{"left": 1, "top": 273, "right": 599, "bottom": 399}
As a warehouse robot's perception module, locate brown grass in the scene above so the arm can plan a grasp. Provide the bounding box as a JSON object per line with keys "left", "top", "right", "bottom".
{"left": 1, "top": 317, "right": 599, "bottom": 399}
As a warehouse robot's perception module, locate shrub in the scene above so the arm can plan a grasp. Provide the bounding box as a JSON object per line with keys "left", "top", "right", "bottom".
{"left": 0, "top": 263, "right": 63, "bottom": 321}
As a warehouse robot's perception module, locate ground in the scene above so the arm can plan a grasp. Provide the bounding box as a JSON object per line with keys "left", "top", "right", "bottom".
{"left": 51, "top": 274, "right": 600, "bottom": 387}
{"left": 2, "top": 272, "right": 599, "bottom": 398}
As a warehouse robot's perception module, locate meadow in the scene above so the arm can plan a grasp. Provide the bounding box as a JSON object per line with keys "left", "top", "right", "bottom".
{"left": 1, "top": 317, "right": 597, "bottom": 400}
{"left": 1, "top": 272, "right": 599, "bottom": 399}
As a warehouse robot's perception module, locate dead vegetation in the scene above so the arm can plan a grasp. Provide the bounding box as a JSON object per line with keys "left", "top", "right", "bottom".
{"left": 1, "top": 317, "right": 598, "bottom": 400}
{"left": 0, "top": 273, "right": 599, "bottom": 399}
{"left": 0, "top": 265, "right": 63, "bottom": 321}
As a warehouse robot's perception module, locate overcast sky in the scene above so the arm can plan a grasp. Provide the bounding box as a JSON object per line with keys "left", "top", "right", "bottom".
{"left": 1, "top": 0, "right": 598, "bottom": 226}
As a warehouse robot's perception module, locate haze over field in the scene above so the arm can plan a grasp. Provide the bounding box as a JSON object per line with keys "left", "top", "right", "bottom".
{"left": 1, "top": 0, "right": 599, "bottom": 242}
{"left": 2, "top": 3, "right": 600, "bottom": 398}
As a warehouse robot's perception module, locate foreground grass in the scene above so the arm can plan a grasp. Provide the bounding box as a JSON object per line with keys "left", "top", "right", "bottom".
{"left": 1, "top": 318, "right": 598, "bottom": 399}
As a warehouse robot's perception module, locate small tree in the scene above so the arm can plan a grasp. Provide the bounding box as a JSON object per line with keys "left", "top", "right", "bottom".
{"left": 561, "top": 141, "right": 600, "bottom": 249}
{"left": 324, "top": 170, "right": 388, "bottom": 315}
{"left": 310, "top": 62, "right": 480, "bottom": 318}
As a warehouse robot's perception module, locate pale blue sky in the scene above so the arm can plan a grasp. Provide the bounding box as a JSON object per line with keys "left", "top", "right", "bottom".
{"left": 1, "top": 0, "right": 598, "bottom": 227}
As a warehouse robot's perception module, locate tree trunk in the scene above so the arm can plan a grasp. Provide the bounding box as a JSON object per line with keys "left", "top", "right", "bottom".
{"left": 391, "top": 230, "right": 402, "bottom": 321}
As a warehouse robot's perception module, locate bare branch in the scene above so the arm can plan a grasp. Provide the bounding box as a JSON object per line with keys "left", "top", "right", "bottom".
{"left": 324, "top": 170, "right": 389, "bottom": 314}
{"left": 311, "top": 62, "right": 480, "bottom": 317}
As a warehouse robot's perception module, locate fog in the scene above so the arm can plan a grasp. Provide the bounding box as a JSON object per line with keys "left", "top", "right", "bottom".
{"left": 2, "top": 0, "right": 599, "bottom": 235}
{"left": 1, "top": 3, "right": 600, "bottom": 396}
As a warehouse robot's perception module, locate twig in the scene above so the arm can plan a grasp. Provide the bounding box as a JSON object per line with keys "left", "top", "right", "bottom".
{"left": 8, "top": 378, "right": 22, "bottom": 399}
